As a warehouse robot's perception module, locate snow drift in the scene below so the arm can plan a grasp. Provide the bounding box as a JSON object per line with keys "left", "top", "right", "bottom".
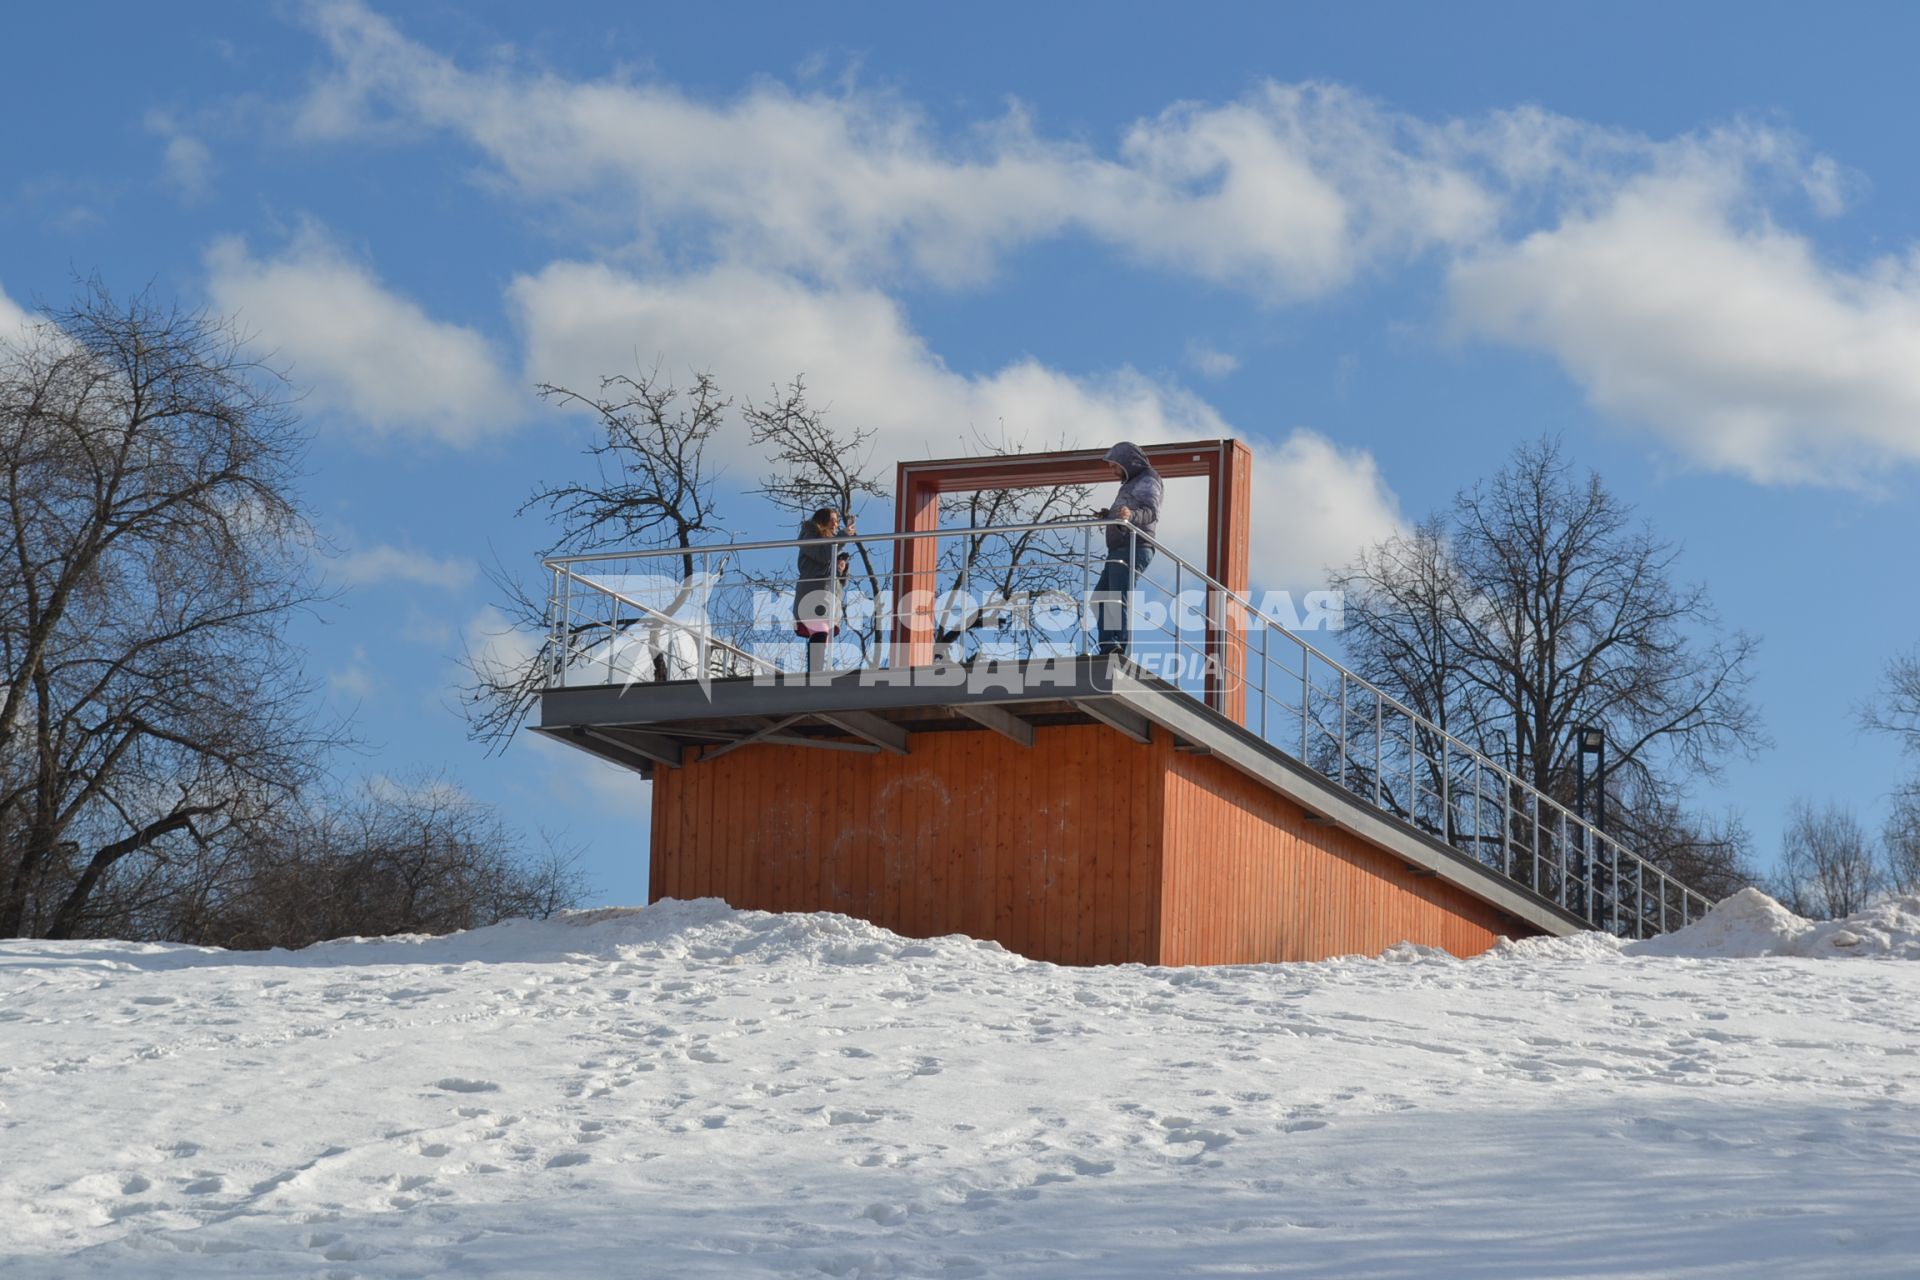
{"left": 1626, "top": 886, "right": 1920, "bottom": 959}
{"left": 3, "top": 893, "right": 1918, "bottom": 1277}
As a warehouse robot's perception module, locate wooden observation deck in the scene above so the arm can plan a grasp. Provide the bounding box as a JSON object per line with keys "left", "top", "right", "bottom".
{"left": 533, "top": 440, "right": 1710, "bottom": 965}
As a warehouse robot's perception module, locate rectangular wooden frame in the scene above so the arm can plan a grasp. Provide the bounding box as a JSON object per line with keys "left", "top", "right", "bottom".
{"left": 892, "top": 439, "right": 1253, "bottom": 722}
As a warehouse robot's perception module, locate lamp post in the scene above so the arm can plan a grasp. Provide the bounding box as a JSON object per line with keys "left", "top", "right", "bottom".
{"left": 1571, "top": 724, "right": 1608, "bottom": 924}
{"left": 1574, "top": 725, "right": 1606, "bottom": 832}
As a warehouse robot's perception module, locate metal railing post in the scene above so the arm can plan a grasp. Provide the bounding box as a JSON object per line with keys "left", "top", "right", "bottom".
{"left": 546, "top": 565, "right": 561, "bottom": 686}
{"left": 696, "top": 550, "right": 712, "bottom": 681}
{"left": 561, "top": 564, "right": 574, "bottom": 686}
{"left": 1127, "top": 523, "right": 1138, "bottom": 658}
{"left": 1338, "top": 671, "right": 1349, "bottom": 790}
{"left": 1556, "top": 809, "right": 1570, "bottom": 910}
{"left": 1407, "top": 714, "right": 1416, "bottom": 824}
{"left": 1260, "top": 624, "right": 1271, "bottom": 739}
{"left": 1500, "top": 775, "right": 1511, "bottom": 876}
{"left": 1174, "top": 553, "right": 1184, "bottom": 685}
{"left": 1608, "top": 842, "right": 1619, "bottom": 935}
{"left": 1301, "top": 654, "right": 1311, "bottom": 761}
{"left": 1531, "top": 793, "right": 1541, "bottom": 889}
{"left": 1080, "top": 525, "right": 1093, "bottom": 655}
{"left": 1374, "top": 696, "right": 1384, "bottom": 809}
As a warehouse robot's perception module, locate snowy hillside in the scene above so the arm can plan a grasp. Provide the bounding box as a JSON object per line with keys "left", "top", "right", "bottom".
{"left": 4, "top": 894, "right": 1920, "bottom": 1278}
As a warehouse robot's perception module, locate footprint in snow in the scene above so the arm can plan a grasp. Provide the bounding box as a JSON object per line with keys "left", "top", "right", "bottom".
{"left": 433, "top": 1078, "right": 500, "bottom": 1094}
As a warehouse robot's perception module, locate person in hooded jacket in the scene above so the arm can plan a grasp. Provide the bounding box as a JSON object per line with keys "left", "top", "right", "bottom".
{"left": 794, "top": 506, "right": 854, "bottom": 673}
{"left": 1092, "top": 441, "right": 1163, "bottom": 657}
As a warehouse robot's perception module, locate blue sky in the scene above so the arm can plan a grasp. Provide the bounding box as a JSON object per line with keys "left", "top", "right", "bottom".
{"left": 6, "top": 2, "right": 1919, "bottom": 907}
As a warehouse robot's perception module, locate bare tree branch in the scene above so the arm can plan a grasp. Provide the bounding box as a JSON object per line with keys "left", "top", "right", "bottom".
{"left": 0, "top": 278, "right": 342, "bottom": 938}
{"left": 1331, "top": 435, "right": 1767, "bottom": 885}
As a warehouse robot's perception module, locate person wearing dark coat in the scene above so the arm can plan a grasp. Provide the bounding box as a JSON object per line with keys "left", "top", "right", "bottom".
{"left": 1092, "top": 442, "right": 1163, "bottom": 657}
{"left": 794, "top": 506, "right": 853, "bottom": 672}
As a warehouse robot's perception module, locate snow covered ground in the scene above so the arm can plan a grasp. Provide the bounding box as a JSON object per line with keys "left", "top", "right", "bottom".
{"left": 4, "top": 893, "right": 1919, "bottom": 1279}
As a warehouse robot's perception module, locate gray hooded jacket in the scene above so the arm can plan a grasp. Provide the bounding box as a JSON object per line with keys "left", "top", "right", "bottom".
{"left": 1103, "top": 442, "right": 1163, "bottom": 555}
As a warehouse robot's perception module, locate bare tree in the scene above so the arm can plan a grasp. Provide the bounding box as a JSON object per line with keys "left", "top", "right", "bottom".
{"left": 744, "top": 375, "right": 889, "bottom": 660}
{"left": 148, "top": 772, "right": 587, "bottom": 950}
{"left": 747, "top": 374, "right": 886, "bottom": 527}
{"left": 1859, "top": 646, "right": 1920, "bottom": 753}
{"left": 1859, "top": 647, "right": 1920, "bottom": 897}
{"left": 1625, "top": 795, "right": 1760, "bottom": 903}
{"left": 0, "top": 281, "right": 338, "bottom": 939}
{"left": 1883, "top": 784, "right": 1920, "bottom": 897}
{"left": 464, "top": 367, "right": 731, "bottom": 748}
{"left": 1332, "top": 436, "right": 1766, "bottom": 878}
{"left": 1772, "top": 799, "right": 1882, "bottom": 918}
{"left": 529, "top": 368, "right": 729, "bottom": 562}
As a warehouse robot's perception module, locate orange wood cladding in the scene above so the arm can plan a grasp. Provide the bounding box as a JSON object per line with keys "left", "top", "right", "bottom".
{"left": 649, "top": 723, "right": 1534, "bottom": 965}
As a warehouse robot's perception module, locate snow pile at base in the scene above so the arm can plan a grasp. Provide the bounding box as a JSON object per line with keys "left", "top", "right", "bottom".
{"left": 1485, "top": 929, "right": 1628, "bottom": 962}
{"left": 6, "top": 897, "right": 1920, "bottom": 1278}
{"left": 1626, "top": 886, "right": 1920, "bottom": 959}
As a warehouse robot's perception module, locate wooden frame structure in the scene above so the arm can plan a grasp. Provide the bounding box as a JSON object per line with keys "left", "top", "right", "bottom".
{"left": 892, "top": 440, "right": 1253, "bottom": 722}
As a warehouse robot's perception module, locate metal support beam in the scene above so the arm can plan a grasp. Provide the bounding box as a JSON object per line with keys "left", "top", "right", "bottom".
{"left": 814, "top": 710, "right": 910, "bottom": 756}
{"left": 583, "top": 727, "right": 685, "bottom": 769}
{"left": 1072, "top": 697, "right": 1153, "bottom": 745}
{"left": 953, "top": 702, "right": 1034, "bottom": 748}
{"left": 664, "top": 722, "right": 874, "bottom": 752}
{"left": 700, "top": 715, "right": 807, "bottom": 762}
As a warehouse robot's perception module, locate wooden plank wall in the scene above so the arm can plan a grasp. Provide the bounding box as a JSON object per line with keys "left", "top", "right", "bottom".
{"left": 1156, "top": 748, "right": 1525, "bottom": 963}
{"left": 650, "top": 721, "right": 1538, "bottom": 966}
{"left": 650, "top": 722, "right": 1165, "bottom": 965}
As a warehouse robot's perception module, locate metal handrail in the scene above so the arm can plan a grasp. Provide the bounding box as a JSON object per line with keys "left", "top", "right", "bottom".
{"left": 550, "top": 563, "right": 777, "bottom": 677}
{"left": 540, "top": 518, "right": 1118, "bottom": 567}
{"left": 540, "top": 520, "right": 1712, "bottom": 934}
{"left": 1113, "top": 522, "right": 1712, "bottom": 930}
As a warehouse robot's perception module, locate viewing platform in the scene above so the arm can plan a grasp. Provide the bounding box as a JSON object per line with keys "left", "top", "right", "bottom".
{"left": 533, "top": 441, "right": 1711, "bottom": 965}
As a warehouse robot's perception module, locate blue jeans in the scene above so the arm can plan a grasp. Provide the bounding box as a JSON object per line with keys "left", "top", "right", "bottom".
{"left": 1093, "top": 543, "right": 1153, "bottom": 655}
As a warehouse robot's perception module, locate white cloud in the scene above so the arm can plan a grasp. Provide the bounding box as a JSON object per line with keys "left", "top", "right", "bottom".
{"left": 523, "top": 731, "right": 653, "bottom": 822}
{"left": 511, "top": 261, "right": 1399, "bottom": 586}
{"left": 442, "top": 608, "right": 652, "bottom": 819}
{"left": 461, "top": 604, "right": 541, "bottom": 696}
{"left": 1246, "top": 432, "right": 1403, "bottom": 588}
{"left": 145, "top": 111, "right": 214, "bottom": 202}
{"left": 365, "top": 771, "right": 476, "bottom": 808}
{"left": 205, "top": 224, "right": 522, "bottom": 444}
{"left": 330, "top": 646, "right": 375, "bottom": 699}
{"left": 511, "top": 260, "right": 1215, "bottom": 466}
{"left": 1187, "top": 342, "right": 1239, "bottom": 379}
{"left": 1450, "top": 138, "right": 1920, "bottom": 487}
{"left": 0, "top": 283, "right": 35, "bottom": 347}
{"left": 297, "top": 2, "right": 1495, "bottom": 298}
{"left": 286, "top": 5, "right": 1920, "bottom": 490}
{"left": 333, "top": 542, "right": 478, "bottom": 589}
{"left": 400, "top": 602, "right": 457, "bottom": 648}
